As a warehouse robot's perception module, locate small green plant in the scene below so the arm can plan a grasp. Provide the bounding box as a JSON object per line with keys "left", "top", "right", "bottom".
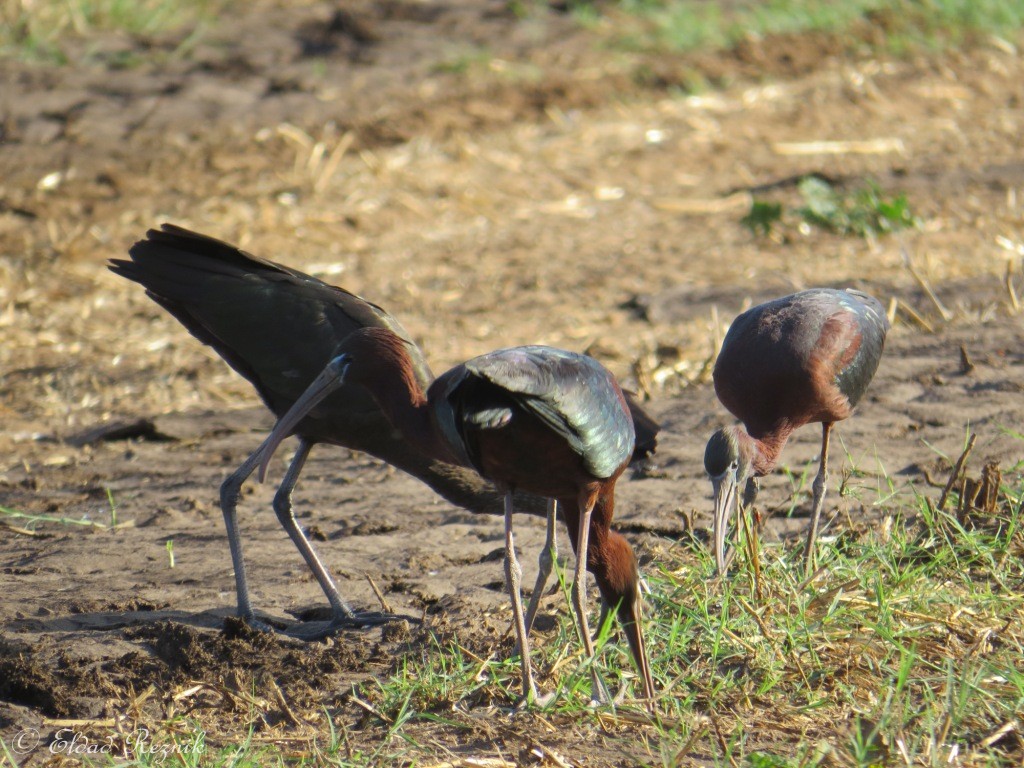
{"left": 430, "top": 45, "right": 492, "bottom": 75}
{"left": 748, "top": 751, "right": 801, "bottom": 768}
{"left": 1, "top": 504, "right": 109, "bottom": 530}
{"left": 798, "top": 176, "right": 918, "bottom": 237}
{"left": 741, "top": 178, "right": 919, "bottom": 240}
{"left": 166, "top": 539, "right": 175, "bottom": 568}
{"left": 741, "top": 200, "right": 784, "bottom": 236}
{"left": 106, "top": 487, "right": 118, "bottom": 527}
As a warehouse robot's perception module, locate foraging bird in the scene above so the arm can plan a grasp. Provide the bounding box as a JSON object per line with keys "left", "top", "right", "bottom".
{"left": 704, "top": 288, "right": 888, "bottom": 575}
{"left": 254, "top": 329, "right": 655, "bottom": 705}
{"left": 110, "top": 225, "right": 658, "bottom": 646}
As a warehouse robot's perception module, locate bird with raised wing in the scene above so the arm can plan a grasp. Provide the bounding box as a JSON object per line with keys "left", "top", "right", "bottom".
{"left": 704, "top": 288, "right": 888, "bottom": 575}
{"left": 111, "top": 225, "right": 658, "bottom": 652}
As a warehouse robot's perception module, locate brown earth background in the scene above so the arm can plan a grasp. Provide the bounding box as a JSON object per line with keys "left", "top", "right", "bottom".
{"left": 1, "top": 1, "right": 1023, "bottom": 765}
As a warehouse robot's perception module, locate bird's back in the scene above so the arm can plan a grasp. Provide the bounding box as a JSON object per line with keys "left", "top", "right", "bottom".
{"left": 830, "top": 289, "right": 888, "bottom": 408}
{"left": 110, "top": 225, "right": 650, "bottom": 521}
{"left": 110, "top": 225, "right": 433, "bottom": 445}
{"left": 434, "top": 347, "right": 636, "bottom": 484}
{"left": 714, "top": 288, "right": 888, "bottom": 434}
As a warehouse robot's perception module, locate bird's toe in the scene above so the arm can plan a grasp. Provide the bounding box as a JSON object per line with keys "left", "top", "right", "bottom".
{"left": 283, "top": 611, "right": 419, "bottom": 640}
{"left": 234, "top": 613, "right": 284, "bottom": 635}
{"left": 283, "top": 620, "right": 342, "bottom": 641}
{"left": 588, "top": 673, "right": 614, "bottom": 709}
{"left": 344, "top": 610, "right": 421, "bottom": 628}
{"left": 513, "top": 687, "right": 555, "bottom": 712}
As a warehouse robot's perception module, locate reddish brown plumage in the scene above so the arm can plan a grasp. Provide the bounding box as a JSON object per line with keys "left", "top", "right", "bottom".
{"left": 706, "top": 288, "right": 888, "bottom": 575}
{"left": 256, "top": 327, "right": 655, "bottom": 705}
{"left": 113, "top": 225, "right": 661, "bottom": 643}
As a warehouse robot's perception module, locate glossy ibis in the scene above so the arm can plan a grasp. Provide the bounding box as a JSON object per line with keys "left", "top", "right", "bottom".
{"left": 110, "top": 225, "right": 658, "bottom": 645}
{"left": 704, "top": 288, "right": 888, "bottom": 575}
{"left": 254, "top": 328, "right": 655, "bottom": 705}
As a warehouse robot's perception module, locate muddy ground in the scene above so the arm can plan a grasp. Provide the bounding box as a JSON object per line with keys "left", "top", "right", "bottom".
{"left": 1, "top": 1, "right": 1022, "bottom": 765}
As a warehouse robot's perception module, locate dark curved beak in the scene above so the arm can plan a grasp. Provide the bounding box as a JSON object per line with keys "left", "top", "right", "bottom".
{"left": 616, "top": 593, "right": 655, "bottom": 707}
{"left": 255, "top": 355, "right": 350, "bottom": 482}
{"left": 711, "top": 471, "right": 738, "bottom": 575}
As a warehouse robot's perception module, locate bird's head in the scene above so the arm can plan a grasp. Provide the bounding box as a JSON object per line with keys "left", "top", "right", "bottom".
{"left": 704, "top": 426, "right": 753, "bottom": 574}
{"left": 704, "top": 425, "right": 754, "bottom": 481}
{"left": 594, "top": 533, "right": 655, "bottom": 704}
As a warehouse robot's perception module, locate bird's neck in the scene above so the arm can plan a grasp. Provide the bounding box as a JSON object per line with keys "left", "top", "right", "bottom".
{"left": 370, "top": 368, "right": 459, "bottom": 466}
{"left": 741, "top": 425, "right": 791, "bottom": 475}
{"left": 592, "top": 529, "right": 636, "bottom": 600}
{"left": 345, "top": 329, "right": 461, "bottom": 466}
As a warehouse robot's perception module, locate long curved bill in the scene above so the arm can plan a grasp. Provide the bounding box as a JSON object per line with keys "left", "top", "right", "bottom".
{"left": 711, "top": 472, "right": 738, "bottom": 575}
{"left": 255, "top": 355, "right": 351, "bottom": 482}
{"left": 619, "top": 594, "right": 655, "bottom": 707}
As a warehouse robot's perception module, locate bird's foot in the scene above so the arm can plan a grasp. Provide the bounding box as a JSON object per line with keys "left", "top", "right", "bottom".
{"left": 284, "top": 610, "right": 419, "bottom": 641}
{"left": 233, "top": 612, "right": 286, "bottom": 635}
{"left": 513, "top": 687, "right": 556, "bottom": 712}
{"left": 587, "top": 672, "right": 614, "bottom": 709}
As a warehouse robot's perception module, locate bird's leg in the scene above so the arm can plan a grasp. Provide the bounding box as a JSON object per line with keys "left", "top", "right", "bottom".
{"left": 272, "top": 441, "right": 357, "bottom": 614}
{"left": 270, "top": 441, "right": 396, "bottom": 638}
{"left": 503, "top": 492, "right": 539, "bottom": 706}
{"left": 522, "top": 498, "right": 558, "bottom": 642}
{"left": 741, "top": 475, "right": 762, "bottom": 591}
{"left": 803, "top": 422, "right": 833, "bottom": 576}
{"left": 571, "top": 499, "right": 609, "bottom": 706}
{"left": 219, "top": 445, "right": 271, "bottom": 630}
{"left": 742, "top": 476, "right": 760, "bottom": 510}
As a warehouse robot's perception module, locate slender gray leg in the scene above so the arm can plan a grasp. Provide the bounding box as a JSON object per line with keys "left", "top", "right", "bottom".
{"left": 803, "top": 422, "right": 833, "bottom": 575}
{"left": 219, "top": 446, "right": 267, "bottom": 625}
{"left": 570, "top": 499, "right": 608, "bottom": 705}
{"left": 742, "top": 476, "right": 760, "bottom": 510}
{"left": 221, "top": 434, "right": 397, "bottom": 638}
{"left": 272, "top": 441, "right": 400, "bottom": 637}
{"left": 272, "top": 441, "right": 354, "bottom": 620}
{"left": 523, "top": 498, "right": 558, "bottom": 638}
{"left": 503, "top": 492, "right": 538, "bottom": 705}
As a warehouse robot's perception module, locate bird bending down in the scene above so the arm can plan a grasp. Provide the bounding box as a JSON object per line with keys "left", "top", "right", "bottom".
{"left": 110, "top": 225, "right": 659, "bottom": 641}
{"left": 253, "top": 328, "right": 655, "bottom": 707}
{"left": 703, "top": 288, "right": 889, "bottom": 576}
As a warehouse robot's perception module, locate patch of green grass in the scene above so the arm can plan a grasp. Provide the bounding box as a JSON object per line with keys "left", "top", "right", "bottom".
{"left": 741, "top": 200, "right": 784, "bottom": 237}
{"left": 646, "top": 446, "right": 1024, "bottom": 766}
{"left": 305, "top": 444, "right": 1022, "bottom": 765}
{"left": 797, "top": 177, "right": 919, "bottom": 237}
{"left": 430, "top": 45, "right": 494, "bottom": 75}
{"left": 743, "top": 177, "right": 920, "bottom": 239}
{"left": 0, "top": 504, "right": 113, "bottom": 530}
{"left": 0, "top": 0, "right": 227, "bottom": 63}
{"left": 573, "top": 0, "right": 1024, "bottom": 56}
